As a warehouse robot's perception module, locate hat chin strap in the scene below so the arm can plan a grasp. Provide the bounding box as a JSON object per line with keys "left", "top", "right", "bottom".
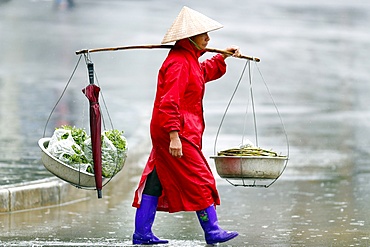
{"left": 188, "top": 38, "right": 202, "bottom": 50}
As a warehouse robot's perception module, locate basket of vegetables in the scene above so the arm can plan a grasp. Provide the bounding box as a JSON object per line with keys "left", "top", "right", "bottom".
{"left": 211, "top": 145, "right": 287, "bottom": 180}
{"left": 38, "top": 125, "right": 128, "bottom": 188}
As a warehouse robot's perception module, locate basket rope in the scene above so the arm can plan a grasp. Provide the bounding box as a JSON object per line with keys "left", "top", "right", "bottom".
{"left": 213, "top": 60, "right": 289, "bottom": 188}
{"left": 42, "top": 54, "right": 123, "bottom": 190}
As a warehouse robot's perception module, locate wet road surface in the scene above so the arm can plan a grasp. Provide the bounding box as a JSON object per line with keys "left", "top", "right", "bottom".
{"left": 2, "top": 166, "right": 370, "bottom": 246}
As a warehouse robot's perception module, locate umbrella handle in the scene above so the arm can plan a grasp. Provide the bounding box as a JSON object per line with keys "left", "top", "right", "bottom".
{"left": 97, "top": 189, "right": 102, "bottom": 198}
{"left": 88, "top": 62, "right": 94, "bottom": 85}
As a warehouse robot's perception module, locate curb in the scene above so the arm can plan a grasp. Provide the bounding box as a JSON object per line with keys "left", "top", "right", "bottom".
{"left": 0, "top": 177, "right": 93, "bottom": 213}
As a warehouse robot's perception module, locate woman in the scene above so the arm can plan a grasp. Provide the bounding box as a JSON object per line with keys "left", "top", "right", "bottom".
{"left": 132, "top": 6, "right": 240, "bottom": 245}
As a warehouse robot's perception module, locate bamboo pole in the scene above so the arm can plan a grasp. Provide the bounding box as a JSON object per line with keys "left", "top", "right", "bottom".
{"left": 205, "top": 47, "right": 260, "bottom": 62}
{"left": 75, "top": 44, "right": 260, "bottom": 62}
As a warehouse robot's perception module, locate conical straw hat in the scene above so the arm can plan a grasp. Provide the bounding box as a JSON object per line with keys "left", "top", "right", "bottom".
{"left": 161, "top": 6, "right": 223, "bottom": 44}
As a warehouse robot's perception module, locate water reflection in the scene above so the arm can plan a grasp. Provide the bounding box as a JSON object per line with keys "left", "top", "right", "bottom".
{"left": 2, "top": 176, "right": 370, "bottom": 246}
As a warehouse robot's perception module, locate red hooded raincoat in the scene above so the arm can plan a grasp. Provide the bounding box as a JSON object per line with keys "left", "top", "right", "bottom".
{"left": 132, "top": 39, "right": 227, "bottom": 213}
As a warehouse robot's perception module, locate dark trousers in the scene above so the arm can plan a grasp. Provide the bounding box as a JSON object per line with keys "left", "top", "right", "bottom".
{"left": 143, "top": 167, "right": 163, "bottom": 197}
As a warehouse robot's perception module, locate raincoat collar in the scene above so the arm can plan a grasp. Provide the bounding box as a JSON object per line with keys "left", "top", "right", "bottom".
{"left": 174, "top": 39, "right": 205, "bottom": 59}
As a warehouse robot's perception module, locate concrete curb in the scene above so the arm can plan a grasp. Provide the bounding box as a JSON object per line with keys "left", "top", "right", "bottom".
{"left": 0, "top": 178, "right": 92, "bottom": 213}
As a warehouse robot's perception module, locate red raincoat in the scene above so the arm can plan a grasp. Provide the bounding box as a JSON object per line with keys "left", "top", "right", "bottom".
{"left": 132, "top": 39, "right": 227, "bottom": 213}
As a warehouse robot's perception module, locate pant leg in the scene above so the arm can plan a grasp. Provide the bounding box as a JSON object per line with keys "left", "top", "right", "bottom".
{"left": 143, "top": 167, "right": 163, "bottom": 197}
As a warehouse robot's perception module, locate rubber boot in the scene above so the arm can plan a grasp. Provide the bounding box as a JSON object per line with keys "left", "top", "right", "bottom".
{"left": 196, "top": 205, "right": 238, "bottom": 245}
{"left": 133, "top": 194, "right": 168, "bottom": 245}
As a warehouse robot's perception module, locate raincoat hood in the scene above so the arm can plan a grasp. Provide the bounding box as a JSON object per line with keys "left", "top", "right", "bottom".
{"left": 173, "top": 38, "right": 205, "bottom": 59}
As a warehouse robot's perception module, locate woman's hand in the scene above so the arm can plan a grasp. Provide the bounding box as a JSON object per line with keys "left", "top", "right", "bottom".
{"left": 169, "top": 131, "right": 183, "bottom": 158}
{"left": 222, "top": 45, "right": 241, "bottom": 59}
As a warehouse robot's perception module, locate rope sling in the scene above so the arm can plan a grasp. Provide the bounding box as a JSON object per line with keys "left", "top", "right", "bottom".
{"left": 212, "top": 60, "right": 289, "bottom": 188}
{"left": 40, "top": 53, "right": 125, "bottom": 193}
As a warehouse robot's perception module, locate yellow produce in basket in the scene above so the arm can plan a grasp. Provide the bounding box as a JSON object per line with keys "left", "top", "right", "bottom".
{"left": 218, "top": 146, "right": 285, "bottom": 157}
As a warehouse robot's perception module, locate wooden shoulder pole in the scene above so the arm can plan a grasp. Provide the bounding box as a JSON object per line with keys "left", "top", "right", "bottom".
{"left": 75, "top": 44, "right": 260, "bottom": 62}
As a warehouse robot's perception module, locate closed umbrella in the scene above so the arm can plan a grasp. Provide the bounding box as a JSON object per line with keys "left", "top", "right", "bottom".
{"left": 82, "top": 62, "right": 103, "bottom": 198}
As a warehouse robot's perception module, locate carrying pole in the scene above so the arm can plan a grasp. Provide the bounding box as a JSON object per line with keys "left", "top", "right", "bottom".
{"left": 75, "top": 44, "right": 260, "bottom": 62}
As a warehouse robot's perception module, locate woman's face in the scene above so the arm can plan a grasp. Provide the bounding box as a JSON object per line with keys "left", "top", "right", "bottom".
{"left": 192, "top": 33, "right": 210, "bottom": 50}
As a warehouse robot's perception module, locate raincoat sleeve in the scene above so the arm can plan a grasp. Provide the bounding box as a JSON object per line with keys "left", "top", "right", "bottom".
{"left": 200, "top": 54, "right": 227, "bottom": 83}
{"left": 158, "top": 58, "right": 189, "bottom": 133}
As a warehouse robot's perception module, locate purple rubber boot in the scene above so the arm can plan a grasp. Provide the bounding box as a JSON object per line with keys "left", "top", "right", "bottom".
{"left": 133, "top": 194, "right": 168, "bottom": 245}
{"left": 196, "top": 205, "right": 238, "bottom": 245}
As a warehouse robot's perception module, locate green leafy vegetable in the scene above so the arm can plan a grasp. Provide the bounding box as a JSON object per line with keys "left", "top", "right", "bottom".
{"left": 52, "top": 125, "right": 128, "bottom": 178}
{"left": 59, "top": 125, "right": 88, "bottom": 146}
{"left": 104, "top": 129, "right": 126, "bottom": 150}
{"left": 100, "top": 129, "right": 127, "bottom": 177}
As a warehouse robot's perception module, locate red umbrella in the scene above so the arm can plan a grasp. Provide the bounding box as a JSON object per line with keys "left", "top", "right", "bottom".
{"left": 82, "top": 62, "right": 103, "bottom": 198}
